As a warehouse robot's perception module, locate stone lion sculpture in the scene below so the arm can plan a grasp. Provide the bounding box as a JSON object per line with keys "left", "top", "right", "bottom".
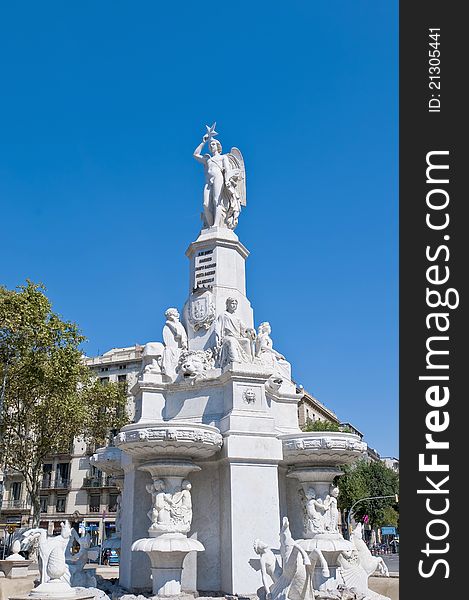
{"left": 176, "top": 349, "right": 214, "bottom": 381}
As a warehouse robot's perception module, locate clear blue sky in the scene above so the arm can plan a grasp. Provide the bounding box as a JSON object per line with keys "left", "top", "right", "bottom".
{"left": 0, "top": 2, "right": 398, "bottom": 457}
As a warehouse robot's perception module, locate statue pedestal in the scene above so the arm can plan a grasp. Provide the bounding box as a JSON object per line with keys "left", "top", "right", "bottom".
{"left": 0, "top": 560, "right": 32, "bottom": 579}
{"left": 183, "top": 227, "right": 254, "bottom": 351}
{"left": 118, "top": 454, "right": 213, "bottom": 595}
{"left": 9, "top": 580, "right": 95, "bottom": 600}
{"left": 132, "top": 533, "right": 204, "bottom": 597}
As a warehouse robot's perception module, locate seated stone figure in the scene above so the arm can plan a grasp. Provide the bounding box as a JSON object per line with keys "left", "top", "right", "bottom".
{"left": 255, "top": 321, "right": 291, "bottom": 380}
{"left": 215, "top": 297, "right": 256, "bottom": 367}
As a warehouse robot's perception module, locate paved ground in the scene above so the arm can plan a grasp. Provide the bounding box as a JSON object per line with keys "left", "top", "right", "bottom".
{"left": 382, "top": 553, "right": 400, "bottom": 573}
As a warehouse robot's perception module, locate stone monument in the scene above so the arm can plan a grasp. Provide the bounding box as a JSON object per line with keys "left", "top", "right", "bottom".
{"left": 92, "top": 125, "right": 385, "bottom": 599}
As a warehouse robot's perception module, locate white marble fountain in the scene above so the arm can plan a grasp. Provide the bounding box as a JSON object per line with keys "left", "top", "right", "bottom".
{"left": 91, "top": 124, "right": 387, "bottom": 600}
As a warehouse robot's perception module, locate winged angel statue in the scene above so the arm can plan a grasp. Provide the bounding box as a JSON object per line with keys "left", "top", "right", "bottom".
{"left": 193, "top": 123, "right": 246, "bottom": 230}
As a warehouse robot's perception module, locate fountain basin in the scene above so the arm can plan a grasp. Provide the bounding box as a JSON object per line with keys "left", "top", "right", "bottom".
{"left": 280, "top": 431, "right": 367, "bottom": 466}
{"left": 115, "top": 422, "right": 223, "bottom": 459}
{"left": 132, "top": 534, "right": 204, "bottom": 554}
{"left": 90, "top": 445, "right": 123, "bottom": 476}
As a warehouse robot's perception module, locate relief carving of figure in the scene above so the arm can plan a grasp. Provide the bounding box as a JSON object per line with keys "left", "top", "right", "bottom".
{"left": 146, "top": 479, "right": 194, "bottom": 534}
{"left": 147, "top": 479, "right": 172, "bottom": 529}
{"left": 255, "top": 322, "right": 291, "bottom": 380}
{"left": 193, "top": 123, "right": 246, "bottom": 230}
{"left": 301, "top": 485, "right": 327, "bottom": 536}
{"left": 215, "top": 297, "right": 256, "bottom": 367}
{"left": 168, "top": 480, "right": 193, "bottom": 530}
{"left": 161, "top": 308, "right": 188, "bottom": 381}
{"left": 323, "top": 486, "right": 340, "bottom": 533}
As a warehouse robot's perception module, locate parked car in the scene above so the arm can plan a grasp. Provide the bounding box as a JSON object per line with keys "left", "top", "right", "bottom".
{"left": 108, "top": 549, "right": 120, "bottom": 566}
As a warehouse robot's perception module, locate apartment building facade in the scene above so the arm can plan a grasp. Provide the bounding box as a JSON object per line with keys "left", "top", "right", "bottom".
{"left": 0, "top": 346, "right": 142, "bottom": 545}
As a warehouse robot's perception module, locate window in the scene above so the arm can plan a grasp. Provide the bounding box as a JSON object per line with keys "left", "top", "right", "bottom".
{"left": 89, "top": 495, "right": 101, "bottom": 513}
{"left": 42, "top": 464, "right": 52, "bottom": 487}
{"left": 100, "top": 377, "right": 110, "bottom": 384}
{"left": 89, "top": 465, "right": 102, "bottom": 479}
{"left": 56, "top": 496, "right": 66, "bottom": 513}
{"left": 56, "top": 463, "right": 70, "bottom": 487}
{"left": 12, "top": 482, "right": 22, "bottom": 501}
{"left": 100, "top": 367, "right": 109, "bottom": 372}
{"left": 108, "top": 493, "right": 119, "bottom": 512}
{"left": 118, "top": 365, "right": 127, "bottom": 370}
{"left": 118, "top": 374, "right": 127, "bottom": 383}
{"left": 40, "top": 496, "right": 48, "bottom": 513}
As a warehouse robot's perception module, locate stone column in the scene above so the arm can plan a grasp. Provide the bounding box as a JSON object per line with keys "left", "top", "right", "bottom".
{"left": 115, "top": 422, "right": 222, "bottom": 595}
{"left": 216, "top": 367, "right": 284, "bottom": 594}
{"left": 131, "top": 460, "right": 204, "bottom": 597}
{"left": 219, "top": 438, "right": 283, "bottom": 595}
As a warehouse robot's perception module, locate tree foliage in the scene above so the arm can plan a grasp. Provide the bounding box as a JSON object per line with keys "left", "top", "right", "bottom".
{"left": 335, "top": 459, "right": 399, "bottom": 530}
{"left": 0, "top": 282, "right": 129, "bottom": 525}
{"left": 302, "top": 420, "right": 352, "bottom": 433}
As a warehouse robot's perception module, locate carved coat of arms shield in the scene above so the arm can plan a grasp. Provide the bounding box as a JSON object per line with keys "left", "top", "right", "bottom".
{"left": 188, "top": 291, "right": 216, "bottom": 331}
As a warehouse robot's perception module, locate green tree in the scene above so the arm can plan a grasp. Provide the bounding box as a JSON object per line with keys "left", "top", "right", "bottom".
{"left": 302, "top": 420, "right": 341, "bottom": 432}
{"left": 335, "top": 459, "right": 399, "bottom": 530}
{"left": 0, "top": 281, "right": 129, "bottom": 525}
{"left": 301, "top": 420, "right": 353, "bottom": 433}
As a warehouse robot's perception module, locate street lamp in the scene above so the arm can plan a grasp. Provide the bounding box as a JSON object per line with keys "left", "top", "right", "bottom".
{"left": 347, "top": 494, "right": 399, "bottom": 536}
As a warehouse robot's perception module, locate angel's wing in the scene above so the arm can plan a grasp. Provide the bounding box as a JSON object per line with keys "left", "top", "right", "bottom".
{"left": 227, "top": 147, "right": 246, "bottom": 206}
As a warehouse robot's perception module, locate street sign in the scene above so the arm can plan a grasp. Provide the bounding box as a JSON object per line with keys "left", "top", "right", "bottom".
{"left": 381, "top": 526, "right": 396, "bottom": 535}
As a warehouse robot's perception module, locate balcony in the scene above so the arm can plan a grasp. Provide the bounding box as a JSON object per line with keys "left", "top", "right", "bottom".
{"left": 40, "top": 478, "right": 71, "bottom": 490}
{"left": 82, "top": 476, "right": 117, "bottom": 488}
{"left": 54, "top": 479, "right": 71, "bottom": 489}
{"left": 1, "top": 499, "right": 31, "bottom": 511}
